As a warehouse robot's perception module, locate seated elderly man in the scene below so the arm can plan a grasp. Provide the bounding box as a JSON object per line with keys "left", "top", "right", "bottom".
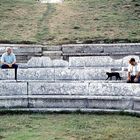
{"left": 127, "top": 58, "right": 140, "bottom": 83}
{"left": 1, "top": 47, "right": 18, "bottom": 80}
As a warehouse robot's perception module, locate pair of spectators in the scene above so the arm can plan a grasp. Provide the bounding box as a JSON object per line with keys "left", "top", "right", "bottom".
{"left": 0, "top": 47, "right": 140, "bottom": 83}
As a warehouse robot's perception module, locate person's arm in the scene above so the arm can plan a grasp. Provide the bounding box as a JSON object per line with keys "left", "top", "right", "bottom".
{"left": 1, "top": 61, "right": 9, "bottom": 65}
{"left": 135, "top": 64, "right": 140, "bottom": 79}
{"left": 12, "top": 60, "right": 16, "bottom": 65}
{"left": 128, "top": 72, "right": 131, "bottom": 81}
{"left": 1, "top": 54, "right": 9, "bottom": 65}
{"left": 133, "top": 64, "right": 140, "bottom": 82}
{"left": 127, "top": 65, "right": 131, "bottom": 80}
{"left": 11, "top": 54, "right": 16, "bottom": 65}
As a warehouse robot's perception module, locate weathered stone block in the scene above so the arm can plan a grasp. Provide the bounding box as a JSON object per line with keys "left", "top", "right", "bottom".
{"left": 62, "top": 44, "right": 104, "bottom": 53}
{"left": 55, "top": 68, "right": 111, "bottom": 80}
{"left": 27, "top": 57, "right": 53, "bottom": 67}
{"left": 28, "top": 82, "right": 88, "bottom": 95}
{"left": 29, "top": 95, "right": 87, "bottom": 108}
{"left": 69, "top": 56, "right": 123, "bottom": 67}
{"left": 0, "top": 46, "right": 42, "bottom": 53}
{"left": 83, "top": 44, "right": 104, "bottom": 53}
{"left": 55, "top": 68, "right": 84, "bottom": 80}
{"left": 89, "top": 83, "right": 140, "bottom": 96}
{"left": 18, "top": 68, "right": 55, "bottom": 80}
{"left": 0, "top": 96, "right": 28, "bottom": 108}
{"left": 27, "top": 57, "right": 68, "bottom": 67}
{"left": 84, "top": 68, "right": 110, "bottom": 80}
{"left": 104, "top": 44, "right": 140, "bottom": 53}
{"left": 69, "top": 57, "right": 86, "bottom": 67}
{"left": 0, "top": 69, "right": 15, "bottom": 80}
{"left": 52, "top": 59, "right": 68, "bottom": 67}
{"left": 0, "top": 82, "right": 27, "bottom": 96}
{"left": 133, "top": 97, "right": 140, "bottom": 111}
{"left": 88, "top": 96, "right": 132, "bottom": 110}
{"left": 43, "top": 45, "right": 62, "bottom": 51}
{"left": 85, "top": 56, "right": 122, "bottom": 67}
{"left": 62, "top": 44, "right": 84, "bottom": 53}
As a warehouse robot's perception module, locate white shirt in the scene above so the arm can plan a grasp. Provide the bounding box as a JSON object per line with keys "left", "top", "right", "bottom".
{"left": 128, "top": 63, "right": 140, "bottom": 76}
{"left": 1, "top": 53, "right": 16, "bottom": 64}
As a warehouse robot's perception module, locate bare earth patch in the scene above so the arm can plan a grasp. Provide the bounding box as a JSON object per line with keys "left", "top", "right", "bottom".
{"left": 40, "top": 0, "right": 63, "bottom": 3}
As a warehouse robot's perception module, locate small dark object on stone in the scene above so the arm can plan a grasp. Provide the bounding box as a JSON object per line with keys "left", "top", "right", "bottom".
{"left": 106, "top": 72, "right": 122, "bottom": 80}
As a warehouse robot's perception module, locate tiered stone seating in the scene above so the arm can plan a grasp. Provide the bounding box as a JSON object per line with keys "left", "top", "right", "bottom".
{"left": 1, "top": 55, "right": 139, "bottom": 80}
{"left": 0, "top": 55, "right": 140, "bottom": 114}
{"left": 62, "top": 43, "right": 140, "bottom": 61}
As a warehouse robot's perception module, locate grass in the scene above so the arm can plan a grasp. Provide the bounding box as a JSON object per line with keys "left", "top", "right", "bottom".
{"left": 0, "top": 0, "right": 47, "bottom": 43}
{"left": 0, "top": 114, "right": 140, "bottom": 140}
{"left": 0, "top": 0, "right": 140, "bottom": 44}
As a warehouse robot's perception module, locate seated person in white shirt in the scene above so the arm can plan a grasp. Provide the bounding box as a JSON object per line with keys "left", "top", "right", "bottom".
{"left": 1, "top": 47, "right": 18, "bottom": 80}
{"left": 127, "top": 58, "right": 140, "bottom": 83}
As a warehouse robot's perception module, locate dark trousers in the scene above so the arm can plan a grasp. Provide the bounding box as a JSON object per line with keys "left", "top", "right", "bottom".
{"left": 127, "top": 75, "right": 140, "bottom": 83}
{"left": 1, "top": 64, "right": 18, "bottom": 80}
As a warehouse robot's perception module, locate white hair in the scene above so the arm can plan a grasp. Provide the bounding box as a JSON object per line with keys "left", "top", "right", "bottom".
{"left": 6, "top": 47, "right": 12, "bottom": 52}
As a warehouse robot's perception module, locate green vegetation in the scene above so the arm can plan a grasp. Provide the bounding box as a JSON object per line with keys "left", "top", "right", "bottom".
{"left": 0, "top": 0, "right": 47, "bottom": 43}
{"left": 0, "top": 114, "right": 140, "bottom": 140}
{"left": 0, "top": 0, "right": 140, "bottom": 44}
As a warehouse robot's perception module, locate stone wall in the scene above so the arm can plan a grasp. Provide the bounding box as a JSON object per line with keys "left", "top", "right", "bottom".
{"left": 0, "top": 43, "right": 140, "bottom": 62}
{"left": 0, "top": 81, "right": 140, "bottom": 114}
{"left": 62, "top": 43, "right": 140, "bottom": 53}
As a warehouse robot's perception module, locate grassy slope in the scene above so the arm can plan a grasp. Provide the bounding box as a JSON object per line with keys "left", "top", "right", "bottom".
{"left": 0, "top": 0, "right": 47, "bottom": 43}
{"left": 0, "top": 0, "right": 140, "bottom": 44}
{"left": 0, "top": 114, "right": 140, "bottom": 140}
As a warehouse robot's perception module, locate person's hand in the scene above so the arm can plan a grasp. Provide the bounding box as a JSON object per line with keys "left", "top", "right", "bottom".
{"left": 8, "top": 64, "right": 12, "bottom": 67}
{"left": 127, "top": 77, "right": 131, "bottom": 81}
{"left": 134, "top": 78, "right": 138, "bottom": 82}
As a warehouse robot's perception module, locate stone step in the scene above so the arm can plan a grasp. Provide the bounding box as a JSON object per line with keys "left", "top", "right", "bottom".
{"left": 53, "top": 68, "right": 127, "bottom": 81}
{"left": 47, "top": 56, "right": 63, "bottom": 60}
{"left": 0, "top": 81, "right": 140, "bottom": 96}
{"left": 27, "top": 57, "right": 68, "bottom": 67}
{"left": 0, "top": 95, "right": 28, "bottom": 108}
{"left": 27, "top": 55, "right": 139, "bottom": 68}
{"left": 0, "top": 108, "right": 140, "bottom": 115}
{"left": 43, "top": 51, "right": 62, "bottom": 56}
{"left": 62, "top": 43, "right": 140, "bottom": 59}
{"left": 0, "top": 81, "right": 27, "bottom": 96}
{"left": 63, "top": 52, "right": 140, "bottom": 59}
{"left": 0, "top": 67, "right": 128, "bottom": 80}
{"left": 28, "top": 82, "right": 140, "bottom": 96}
{"left": 0, "top": 48, "right": 42, "bottom": 55}
{"left": 28, "top": 95, "right": 133, "bottom": 109}
{"left": 62, "top": 43, "right": 140, "bottom": 54}
{"left": 42, "top": 51, "right": 62, "bottom": 59}
{"left": 43, "top": 46, "right": 62, "bottom": 51}
{"left": 0, "top": 81, "right": 139, "bottom": 111}
{"left": 69, "top": 55, "right": 140, "bottom": 67}
{"left": 0, "top": 95, "right": 139, "bottom": 111}
{"left": 1, "top": 43, "right": 140, "bottom": 64}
